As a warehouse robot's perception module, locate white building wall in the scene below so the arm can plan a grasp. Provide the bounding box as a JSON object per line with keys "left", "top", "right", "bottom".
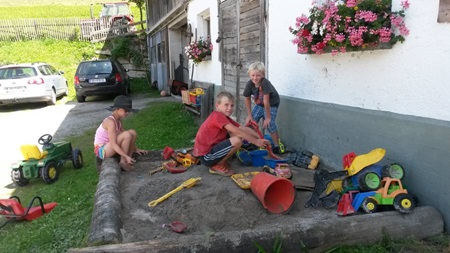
{"left": 186, "top": 0, "right": 222, "bottom": 86}
{"left": 268, "top": 0, "right": 450, "bottom": 122}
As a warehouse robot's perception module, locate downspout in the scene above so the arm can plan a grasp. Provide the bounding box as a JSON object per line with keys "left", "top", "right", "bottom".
{"left": 260, "top": 0, "right": 266, "bottom": 64}
{"left": 235, "top": 0, "right": 242, "bottom": 121}
{"left": 218, "top": 0, "right": 224, "bottom": 92}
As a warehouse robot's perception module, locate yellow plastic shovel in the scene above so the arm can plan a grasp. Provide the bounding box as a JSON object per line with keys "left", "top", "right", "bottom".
{"left": 346, "top": 148, "right": 386, "bottom": 176}
{"left": 148, "top": 177, "right": 201, "bottom": 207}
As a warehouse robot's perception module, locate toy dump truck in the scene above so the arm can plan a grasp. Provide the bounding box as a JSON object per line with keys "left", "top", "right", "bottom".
{"left": 342, "top": 148, "right": 405, "bottom": 191}
{"left": 10, "top": 134, "right": 83, "bottom": 186}
{"left": 352, "top": 177, "right": 416, "bottom": 214}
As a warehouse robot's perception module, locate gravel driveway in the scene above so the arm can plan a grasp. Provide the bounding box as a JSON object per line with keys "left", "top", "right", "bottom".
{"left": 0, "top": 94, "right": 178, "bottom": 198}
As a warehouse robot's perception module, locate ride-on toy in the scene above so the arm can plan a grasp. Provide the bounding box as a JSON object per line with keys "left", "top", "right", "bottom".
{"left": 10, "top": 134, "right": 83, "bottom": 186}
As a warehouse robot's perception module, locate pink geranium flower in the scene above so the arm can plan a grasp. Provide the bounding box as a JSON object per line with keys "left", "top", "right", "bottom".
{"left": 289, "top": 0, "right": 410, "bottom": 56}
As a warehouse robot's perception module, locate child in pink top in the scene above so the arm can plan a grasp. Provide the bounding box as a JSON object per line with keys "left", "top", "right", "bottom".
{"left": 94, "top": 95, "right": 148, "bottom": 171}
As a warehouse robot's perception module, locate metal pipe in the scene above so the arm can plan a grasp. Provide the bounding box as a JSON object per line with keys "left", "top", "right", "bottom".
{"left": 235, "top": 0, "right": 242, "bottom": 121}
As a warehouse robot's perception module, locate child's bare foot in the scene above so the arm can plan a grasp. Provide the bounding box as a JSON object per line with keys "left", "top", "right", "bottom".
{"left": 119, "top": 161, "right": 134, "bottom": 171}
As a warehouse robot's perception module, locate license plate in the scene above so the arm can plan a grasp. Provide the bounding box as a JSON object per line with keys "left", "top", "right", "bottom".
{"left": 6, "top": 86, "right": 26, "bottom": 90}
{"left": 89, "top": 78, "right": 106, "bottom": 83}
{"left": 5, "top": 86, "right": 26, "bottom": 93}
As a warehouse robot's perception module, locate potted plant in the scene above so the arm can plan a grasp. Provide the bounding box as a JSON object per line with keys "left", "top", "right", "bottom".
{"left": 289, "top": 0, "right": 410, "bottom": 55}
{"left": 185, "top": 37, "right": 213, "bottom": 64}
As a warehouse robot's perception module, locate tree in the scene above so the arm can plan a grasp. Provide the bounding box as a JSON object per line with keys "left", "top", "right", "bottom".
{"left": 130, "top": 0, "right": 145, "bottom": 30}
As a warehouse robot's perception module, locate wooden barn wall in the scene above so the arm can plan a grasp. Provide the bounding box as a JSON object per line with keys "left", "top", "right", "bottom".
{"left": 220, "top": 0, "right": 264, "bottom": 122}
{"left": 147, "top": 0, "right": 185, "bottom": 27}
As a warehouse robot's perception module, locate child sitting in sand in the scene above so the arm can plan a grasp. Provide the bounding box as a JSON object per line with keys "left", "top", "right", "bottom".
{"left": 193, "top": 91, "right": 270, "bottom": 176}
{"left": 94, "top": 95, "right": 148, "bottom": 171}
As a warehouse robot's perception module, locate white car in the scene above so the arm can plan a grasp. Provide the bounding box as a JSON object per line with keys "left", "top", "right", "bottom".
{"left": 0, "top": 63, "right": 68, "bottom": 106}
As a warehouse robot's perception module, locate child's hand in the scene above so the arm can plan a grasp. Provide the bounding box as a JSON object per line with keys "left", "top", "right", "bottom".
{"left": 263, "top": 118, "right": 271, "bottom": 129}
{"left": 255, "top": 139, "right": 271, "bottom": 149}
{"left": 136, "top": 149, "right": 148, "bottom": 155}
{"left": 125, "top": 156, "right": 136, "bottom": 165}
{"left": 245, "top": 115, "right": 253, "bottom": 124}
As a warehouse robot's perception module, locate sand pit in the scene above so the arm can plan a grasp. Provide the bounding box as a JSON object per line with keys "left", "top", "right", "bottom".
{"left": 118, "top": 151, "right": 331, "bottom": 243}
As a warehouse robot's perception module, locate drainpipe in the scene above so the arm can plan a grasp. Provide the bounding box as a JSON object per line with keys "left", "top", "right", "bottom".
{"left": 218, "top": 0, "right": 224, "bottom": 93}
{"left": 235, "top": 0, "right": 242, "bottom": 121}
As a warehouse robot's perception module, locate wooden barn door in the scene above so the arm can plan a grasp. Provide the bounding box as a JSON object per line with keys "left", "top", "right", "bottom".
{"left": 220, "top": 0, "right": 266, "bottom": 122}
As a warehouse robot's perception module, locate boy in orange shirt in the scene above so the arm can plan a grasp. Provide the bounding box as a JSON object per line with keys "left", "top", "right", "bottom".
{"left": 193, "top": 91, "right": 270, "bottom": 176}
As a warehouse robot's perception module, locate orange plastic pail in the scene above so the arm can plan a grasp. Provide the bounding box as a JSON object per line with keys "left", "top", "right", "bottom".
{"left": 250, "top": 172, "right": 295, "bottom": 214}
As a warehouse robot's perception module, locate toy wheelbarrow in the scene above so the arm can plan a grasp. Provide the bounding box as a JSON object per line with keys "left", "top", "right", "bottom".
{"left": 148, "top": 177, "right": 201, "bottom": 207}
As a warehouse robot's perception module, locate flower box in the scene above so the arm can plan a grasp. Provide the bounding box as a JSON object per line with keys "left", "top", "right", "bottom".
{"left": 289, "top": 0, "right": 410, "bottom": 56}
{"left": 185, "top": 37, "right": 213, "bottom": 64}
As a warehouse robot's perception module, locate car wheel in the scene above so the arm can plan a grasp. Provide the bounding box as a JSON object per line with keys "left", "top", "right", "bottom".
{"left": 123, "top": 85, "right": 129, "bottom": 95}
{"left": 127, "top": 83, "right": 131, "bottom": 94}
{"left": 11, "top": 168, "right": 29, "bottom": 186}
{"left": 362, "top": 197, "right": 378, "bottom": 213}
{"left": 64, "top": 83, "right": 69, "bottom": 96}
{"left": 393, "top": 193, "right": 415, "bottom": 213}
{"left": 72, "top": 148, "right": 84, "bottom": 169}
{"left": 47, "top": 88, "right": 57, "bottom": 105}
{"left": 382, "top": 163, "right": 405, "bottom": 180}
{"left": 76, "top": 94, "right": 86, "bottom": 103}
{"left": 342, "top": 177, "right": 354, "bottom": 190}
{"left": 41, "top": 161, "right": 59, "bottom": 184}
{"left": 358, "top": 171, "right": 381, "bottom": 191}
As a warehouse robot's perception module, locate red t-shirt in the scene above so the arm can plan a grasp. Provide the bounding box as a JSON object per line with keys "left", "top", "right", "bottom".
{"left": 193, "top": 111, "right": 240, "bottom": 156}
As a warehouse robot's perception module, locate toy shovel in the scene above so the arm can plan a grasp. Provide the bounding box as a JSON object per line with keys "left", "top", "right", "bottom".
{"left": 148, "top": 177, "right": 201, "bottom": 207}
{"left": 346, "top": 148, "right": 386, "bottom": 176}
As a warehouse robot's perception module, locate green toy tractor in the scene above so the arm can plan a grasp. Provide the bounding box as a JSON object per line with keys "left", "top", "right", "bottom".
{"left": 10, "top": 134, "right": 83, "bottom": 186}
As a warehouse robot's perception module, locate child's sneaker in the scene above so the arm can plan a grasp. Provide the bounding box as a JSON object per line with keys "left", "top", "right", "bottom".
{"left": 209, "top": 164, "right": 234, "bottom": 176}
{"left": 273, "top": 141, "right": 286, "bottom": 154}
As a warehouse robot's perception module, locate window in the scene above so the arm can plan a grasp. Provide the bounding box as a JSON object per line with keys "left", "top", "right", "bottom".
{"left": 438, "top": 0, "right": 450, "bottom": 23}
{"left": 197, "top": 9, "right": 211, "bottom": 40}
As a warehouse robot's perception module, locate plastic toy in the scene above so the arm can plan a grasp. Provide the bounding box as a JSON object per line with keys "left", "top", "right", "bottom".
{"left": 0, "top": 196, "right": 57, "bottom": 229}
{"left": 342, "top": 148, "right": 405, "bottom": 191}
{"left": 10, "top": 134, "right": 83, "bottom": 186}
{"left": 263, "top": 163, "right": 292, "bottom": 179}
{"left": 352, "top": 177, "right": 416, "bottom": 214}
{"left": 148, "top": 177, "right": 201, "bottom": 207}
{"left": 162, "top": 221, "right": 187, "bottom": 233}
{"left": 245, "top": 120, "right": 281, "bottom": 160}
{"left": 231, "top": 172, "right": 260, "bottom": 189}
{"left": 290, "top": 150, "right": 320, "bottom": 169}
{"left": 305, "top": 169, "right": 347, "bottom": 208}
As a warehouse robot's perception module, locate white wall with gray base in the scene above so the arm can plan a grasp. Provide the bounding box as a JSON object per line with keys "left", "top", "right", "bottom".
{"left": 277, "top": 96, "right": 450, "bottom": 232}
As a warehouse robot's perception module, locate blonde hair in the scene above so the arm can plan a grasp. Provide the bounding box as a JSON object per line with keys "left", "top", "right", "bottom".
{"left": 216, "top": 91, "right": 235, "bottom": 104}
{"left": 247, "top": 62, "right": 266, "bottom": 75}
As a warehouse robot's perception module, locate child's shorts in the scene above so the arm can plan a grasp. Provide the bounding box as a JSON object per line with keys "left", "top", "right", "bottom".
{"left": 200, "top": 139, "right": 233, "bottom": 167}
{"left": 94, "top": 144, "right": 106, "bottom": 159}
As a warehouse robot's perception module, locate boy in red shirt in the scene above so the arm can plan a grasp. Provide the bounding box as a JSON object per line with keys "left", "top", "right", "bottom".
{"left": 193, "top": 91, "right": 270, "bottom": 176}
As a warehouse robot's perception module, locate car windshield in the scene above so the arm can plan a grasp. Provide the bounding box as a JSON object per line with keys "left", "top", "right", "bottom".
{"left": 0, "top": 67, "right": 37, "bottom": 79}
{"left": 78, "top": 61, "right": 113, "bottom": 75}
{"left": 101, "top": 4, "right": 131, "bottom": 17}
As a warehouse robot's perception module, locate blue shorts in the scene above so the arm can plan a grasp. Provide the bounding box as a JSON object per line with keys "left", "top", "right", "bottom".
{"left": 252, "top": 105, "right": 278, "bottom": 133}
{"left": 200, "top": 139, "right": 233, "bottom": 167}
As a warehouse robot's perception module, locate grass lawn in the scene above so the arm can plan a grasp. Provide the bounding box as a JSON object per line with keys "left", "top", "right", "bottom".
{"left": 0, "top": 97, "right": 199, "bottom": 253}
{"left": 0, "top": 39, "right": 103, "bottom": 100}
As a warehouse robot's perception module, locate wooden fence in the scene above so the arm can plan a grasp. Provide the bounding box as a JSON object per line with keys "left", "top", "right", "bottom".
{"left": 0, "top": 18, "right": 145, "bottom": 42}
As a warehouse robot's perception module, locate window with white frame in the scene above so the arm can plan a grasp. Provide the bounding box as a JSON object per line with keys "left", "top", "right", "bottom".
{"left": 197, "top": 9, "right": 211, "bottom": 40}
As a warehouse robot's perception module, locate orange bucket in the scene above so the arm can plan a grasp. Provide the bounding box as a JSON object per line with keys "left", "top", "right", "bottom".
{"left": 250, "top": 172, "right": 295, "bottom": 214}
